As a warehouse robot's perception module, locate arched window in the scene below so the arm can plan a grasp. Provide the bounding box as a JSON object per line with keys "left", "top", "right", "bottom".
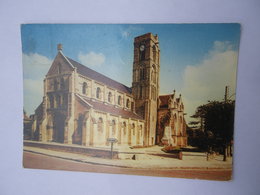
{"left": 140, "top": 125, "right": 142, "bottom": 136}
{"left": 112, "top": 120, "right": 116, "bottom": 135}
{"left": 98, "top": 117, "right": 103, "bottom": 132}
{"left": 118, "top": 96, "right": 122, "bottom": 105}
{"left": 58, "top": 64, "right": 62, "bottom": 74}
{"left": 140, "top": 68, "right": 146, "bottom": 80}
{"left": 56, "top": 95, "right": 61, "bottom": 107}
{"left": 108, "top": 92, "right": 112, "bottom": 103}
{"left": 49, "top": 95, "right": 54, "bottom": 108}
{"left": 139, "top": 86, "right": 142, "bottom": 98}
{"left": 54, "top": 79, "right": 58, "bottom": 90}
{"left": 153, "top": 45, "right": 157, "bottom": 63}
{"left": 82, "top": 82, "right": 87, "bottom": 94}
{"left": 178, "top": 116, "right": 183, "bottom": 136}
{"left": 126, "top": 99, "right": 130, "bottom": 108}
{"left": 60, "top": 77, "right": 65, "bottom": 89}
{"left": 96, "top": 87, "right": 101, "bottom": 99}
{"left": 140, "top": 69, "right": 143, "bottom": 80}
{"left": 140, "top": 46, "right": 145, "bottom": 61}
{"left": 132, "top": 123, "right": 135, "bottom": 136}
{"left": 62, "top": 94, "right": 67, "bottom": 107}
{"left": 152, "top": 65, "right": 156, "bottom": 84}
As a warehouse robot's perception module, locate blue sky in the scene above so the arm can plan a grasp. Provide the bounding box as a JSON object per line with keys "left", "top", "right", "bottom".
{"left": 21, "top": 24, "right": 240, "bottom": 121}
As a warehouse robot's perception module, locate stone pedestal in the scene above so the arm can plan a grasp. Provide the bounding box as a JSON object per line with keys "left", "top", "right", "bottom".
{"left": 161, "top": 126, "right": 173, "bottom": 145}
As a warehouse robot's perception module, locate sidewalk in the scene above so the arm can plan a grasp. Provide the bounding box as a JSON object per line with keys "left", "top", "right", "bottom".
{"left": 23, "top": 145, "right": 232, "bottom": 170}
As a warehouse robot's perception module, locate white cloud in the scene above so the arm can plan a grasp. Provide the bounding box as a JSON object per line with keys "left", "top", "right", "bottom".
{"left": 23, "top": 53, "right": 52, "bottom": 79}
{"left": 78, "top": 51, "right": 105, "bottom": 67}
{"left": 23, "top": 79, "right": 43, "bottom": 114}
{"left": 181, "top": 41, "right": 239, "bottom": 122}
{"left": 22, "top": 53, "right": 52, "bottom": 114}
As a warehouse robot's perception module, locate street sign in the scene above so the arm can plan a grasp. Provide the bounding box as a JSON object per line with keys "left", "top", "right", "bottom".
{"left": 107, "top": 138, "right": 118, "bottom": 159}
{"left": 107, "top": 138, "right": 118, "bottom": 143}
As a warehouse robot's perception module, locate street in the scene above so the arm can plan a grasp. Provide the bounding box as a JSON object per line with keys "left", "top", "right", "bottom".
{"left": 23, "top": 151, "right": 232, "bottom": 180}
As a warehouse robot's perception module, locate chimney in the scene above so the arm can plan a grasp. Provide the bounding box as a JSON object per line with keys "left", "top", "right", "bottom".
{"left": 57, "top": 43, "right": 63, "bottom": 51}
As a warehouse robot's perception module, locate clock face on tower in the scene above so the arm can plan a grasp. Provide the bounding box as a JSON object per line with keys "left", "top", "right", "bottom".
{"left": 139, "top": 44, "right": 145, "bottom": 51}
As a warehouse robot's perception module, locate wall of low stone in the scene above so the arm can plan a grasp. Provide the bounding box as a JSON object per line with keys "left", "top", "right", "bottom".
{"left": 24, "top": 140, "right": 118, "bottom": 159}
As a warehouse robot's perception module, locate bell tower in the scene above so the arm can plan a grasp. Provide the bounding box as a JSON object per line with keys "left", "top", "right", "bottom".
{"left": 132, "top": 33, "right": 160, "bottom": 146}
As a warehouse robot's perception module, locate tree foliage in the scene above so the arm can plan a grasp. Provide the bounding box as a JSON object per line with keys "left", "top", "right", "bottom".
{"left": 197, "top": 100, "right": 235, "bottom": 143}
{"left": 189, "top": 100, "right": 235, "bottom": 160}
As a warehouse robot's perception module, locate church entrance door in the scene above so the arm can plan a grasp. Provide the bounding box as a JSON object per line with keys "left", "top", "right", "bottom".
{"left": 53, "top": 112, "right": 66, "bottom": 143}
{"left": 73, "top": 114, "right": 84, "bottom": 145}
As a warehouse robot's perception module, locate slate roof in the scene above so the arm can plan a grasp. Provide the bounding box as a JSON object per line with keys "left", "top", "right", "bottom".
{"left": 66, "top": 57, "right": 132, "bottom": 94}
{"left": 78, "top": 95, "right": 143, "bottom": 120}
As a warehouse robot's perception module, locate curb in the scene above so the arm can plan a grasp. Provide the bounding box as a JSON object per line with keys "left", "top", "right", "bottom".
{"left": 24, "top": 149, "right": 129, "bottom": 168}
{"left": 23, "top": 149, "right": 232, "bottom": 170}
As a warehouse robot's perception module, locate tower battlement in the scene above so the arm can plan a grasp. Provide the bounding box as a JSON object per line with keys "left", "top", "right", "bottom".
{"left": 134, "top": 33, "right": 159, "bottom": 43}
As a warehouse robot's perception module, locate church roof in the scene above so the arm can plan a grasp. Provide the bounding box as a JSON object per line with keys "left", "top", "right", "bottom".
{"left": 78, "top": 95, "right": 143, "bottom": 120}
{"left": 23, "top": 111, "right": 31, "bottom": 121}
{"left": 158, "top": 94, "right": 172, "bottom": 108}
{"left": 66, "top": 57, "right": 132, "bottom": 94}
{"left": 158, "top": 94, "right": 182, "bottom": 108}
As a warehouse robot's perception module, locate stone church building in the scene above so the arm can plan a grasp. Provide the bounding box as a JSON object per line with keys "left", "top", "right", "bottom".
{"left": 28, "top": 33, "right": 187, "bottom": 148}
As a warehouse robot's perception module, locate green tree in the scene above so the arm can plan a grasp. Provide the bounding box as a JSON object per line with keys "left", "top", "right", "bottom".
{"left": 192, "top": 100, "right": 235, "bottom": 161}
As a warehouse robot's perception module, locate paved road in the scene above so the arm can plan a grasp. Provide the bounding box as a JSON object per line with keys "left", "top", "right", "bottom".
{"left": 23, "top": 151, "right": 232, "bottom": 181}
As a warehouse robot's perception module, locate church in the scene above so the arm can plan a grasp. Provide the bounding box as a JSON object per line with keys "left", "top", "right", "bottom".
{"left": 28, "top": 33, "right": 187, "bottom": 148}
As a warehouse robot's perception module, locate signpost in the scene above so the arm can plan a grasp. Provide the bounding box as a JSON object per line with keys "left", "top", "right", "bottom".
{"left": 107, "top": 138, "right": 118, "bottom": 159}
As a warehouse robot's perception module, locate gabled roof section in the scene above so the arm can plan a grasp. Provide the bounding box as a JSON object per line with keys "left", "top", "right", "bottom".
{"left": 59, "top": 51, "right": 75, "bottom": 69}
{"left": 47, "top": 51, "right": 74, "bottom": 76}
{"left": 66, "top": 57, "right": 132, "bottom": 94}
{"left": 75, "top": 94, "right": 93, "bottom": 108}
{"left": 158, "top": 92, "right": 184, "bottom": 110}
{"left": 77, "top": 95, "right": 143, "bottom": 120}
{"left": 159, "top": 94, "right": 173, "bottom": 108}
